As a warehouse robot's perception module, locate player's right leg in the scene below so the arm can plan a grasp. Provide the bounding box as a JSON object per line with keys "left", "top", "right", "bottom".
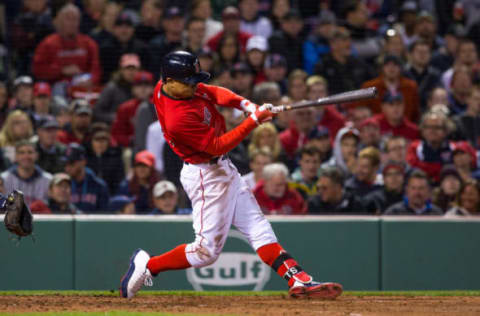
{"left": 120, "top": 161, "right": 236, "bottom": 298}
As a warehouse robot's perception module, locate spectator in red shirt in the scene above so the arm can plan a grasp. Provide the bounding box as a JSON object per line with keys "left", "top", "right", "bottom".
{"left": 32, "top": 4, "right": 101, "bottom": 85}
{"left": 111, "top": 71, "right": 154, "bottom": 148}
{"left": 358, "top": 118, "right": 382, "bottom": 148}
{"left": 373, "top": 91, "right": 420, "bottom": 141}
{"left": 253, "top": 163, "right": 307, "bottom": 214}
{"left": 57, "top": 99, "right": 92, "bottom": 145}
{"left": 206, "top": 6, "right": 252, "bottom": 54}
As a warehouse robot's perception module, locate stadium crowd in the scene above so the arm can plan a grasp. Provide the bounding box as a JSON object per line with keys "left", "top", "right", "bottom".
{"left": 0, "top": 0, "right": 479, "bottom": 216}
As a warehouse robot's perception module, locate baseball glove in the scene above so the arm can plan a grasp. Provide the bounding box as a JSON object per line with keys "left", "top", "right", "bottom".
{"left": 2, "top": 190, "right": 33, "bottom": 237}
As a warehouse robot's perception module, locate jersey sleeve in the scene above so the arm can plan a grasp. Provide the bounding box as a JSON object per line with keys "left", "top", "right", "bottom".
{"left": 197, "top": 83, "right": 246, "bottom": 110}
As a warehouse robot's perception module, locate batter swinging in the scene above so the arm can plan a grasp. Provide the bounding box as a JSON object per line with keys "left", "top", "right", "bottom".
{"left": 120, "top": 51, "right": 343, "bottom": 299}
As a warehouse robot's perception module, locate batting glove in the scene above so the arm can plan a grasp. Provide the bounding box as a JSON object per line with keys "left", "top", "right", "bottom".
{"left": 250, "top": 104, "right": 275, "bottom": 125}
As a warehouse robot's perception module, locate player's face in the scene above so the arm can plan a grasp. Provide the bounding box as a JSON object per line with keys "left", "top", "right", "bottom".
{"left": 165, "top": 79, "right": 196, "bottom": 98}
{"left": 299, "top": 153, "right": 320, "bottom": 182}
{"left": 15, "top": 145, "right": 37, "bottom": 168}
{"left": 264, "top": 174, "right": 287, "bottom": 199}
{"left": 49, "top": 181, "right": 71, "bottom": 204}
{"left": 154, "top": 191, "right": 178, "bottom": 213}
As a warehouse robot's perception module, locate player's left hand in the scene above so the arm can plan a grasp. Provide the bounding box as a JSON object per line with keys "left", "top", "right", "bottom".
{"left": 240, "top": 100, "right": 258, "bottom": 114}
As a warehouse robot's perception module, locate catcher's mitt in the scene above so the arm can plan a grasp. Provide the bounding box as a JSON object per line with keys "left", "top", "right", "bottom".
{"left": 2, "top": 190, "right": 33, "bottom": 237}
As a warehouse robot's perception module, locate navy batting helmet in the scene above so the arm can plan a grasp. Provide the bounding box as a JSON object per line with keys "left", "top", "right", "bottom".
{"left": 161, "top": 51, "right": 211, "bottom": 85}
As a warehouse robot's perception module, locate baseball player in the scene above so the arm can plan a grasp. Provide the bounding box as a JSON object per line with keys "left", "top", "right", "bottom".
{"left": 120, "top": 51, "right": 343, "bottom": 299}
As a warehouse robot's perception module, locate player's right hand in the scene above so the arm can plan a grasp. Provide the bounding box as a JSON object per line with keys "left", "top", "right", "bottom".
{"left": 250, "top": 104, "right": 275, "bottom": 125}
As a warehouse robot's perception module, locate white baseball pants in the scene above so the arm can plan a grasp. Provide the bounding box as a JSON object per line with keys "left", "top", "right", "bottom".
{"left": 181, "top": 157, "right": 278, "bottom": 268}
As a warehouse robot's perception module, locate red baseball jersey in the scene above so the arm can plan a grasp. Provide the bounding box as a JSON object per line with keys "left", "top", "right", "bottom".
{"left": 153, "top": 81, "right": 245, "bottom": 164}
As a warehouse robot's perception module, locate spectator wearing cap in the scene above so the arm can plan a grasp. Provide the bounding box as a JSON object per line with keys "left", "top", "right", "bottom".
{"left": 453, "top": 85, "right": 480, "bottom": 149}
{"left": 32, "top": 82, "right": 53, "bottom": 127}
{"left": 290, "top": 146, "right": 322, "bottom": 199}
{"left": 372, "top": 91, "right": 420, "bottom": 141}
{"left": 364, "top": 161, "right": 406, "bottom": 214}
{"left": 451, "top": 141, "right": 480, "bottom": 182}
{"left": 94, "top": 53, "right": 140, "bottom": 123}
{"left": 238, "top": 0, "right": 273, "bottom": 38}
{"left": 306, "top": 75, "right": 346, "bottom": 141}
{"left": 86, "top": 122, "right": 125, "bottom": 194}
{"left": 206, "top": 6, "right": 252, "bottom": 54}
{"left": 385, "top": 170, "right": 443, "bottom": 215}
{"left": 191, "top": 0, "right": 223, "bottom": 45}
{"left": 30, "top": 173, "right": 81, "bottom": 214}
{"left": 1, "top": 140, "right": 52, "bottom": 207}
{"left": 149, "top": 6, "right": 186, "bottom": 78}
{"left": 245, "top": 36, "right": 268, "bottom": 84}
{"left": 34, "top": 117, "right": 66, "bottom": 174}
{"left": 314, "top": 27, "right": 375, "bottom": 95}
{"left": 109, "top": 195, "right": 136, "bottom": 214}
{"left": 393, "top": 1, "right": 418, "bottom": 48}
{"left": 111, "top": 71, "right": 154, "bottom": 148}
{"left": 404, "top": 40, "right": 441, "bottom": 108}
{"left": 345, "top": 146, "right": 383, "bottom": 197}
{"left": 135, "top": 0, "right": 164, "bottom": 43}
{"left": 10, "top": 76, "right": 34, "bottom": 113}
{"left": 268, "top": 9, "right": 305, "bottom": 72}
{"left": 306, "top": 126, "right": 332, "bottom": 163}
{"left": 358, "top": 118, "right": 381, "bottom": 148}
{"left": 340, "top": 0, "right": 381, "bottom": 62}
{"left": 407, "top": 111, "right": 458, "bottom": 182}
{"left": 308, "top": 166, "right": 366, "bottom": 214}
{"left": 323, "top": 126, "right": 360, "bottom": 177}
{"left": 230, "top": 62, "right": 254, "bottom": 99}
{"left": 264, "top": 54, "right": 288, "bottom": 95}
{"left": 0, "top": 110, "right": 34, "bottom": 163}
{"left": 183, "top": 17, "right": 207, "bottom": 56}
{"left": 32, "top": 4, "right": 101, "bottom": 85}
{"left": 151, "top": 180, "right": 191, "bottom": 215}
{"left": 432, "top": 165, "right": 464, "bottom": 212}
{"left": 117, "top": 150, "right": 161, "bottom": 214}
{"left": 64, "top": 143, "right": 110, "bottom": 213}
{"left": 242, "top": 147, "right": 273, "bottom": 191}
{"left": 254, "top": 163, "right": 307, "bottom": 215}
{"left": 355, "top": 54, "right": 420, "bottom": 122}
{"left": 10, "top": 0, "right": 54, "bottom": 75}
{"left": 413, "top": 11, "right": 444, "bottom": 52}
{"left": 57, "top": 99, "right": 92, "bottom": 145}
{"left": 99, "top": 11, "right": 150, "bottom": 83}
{"left": 303, "top": 10, "right": 336, "bottom": 75}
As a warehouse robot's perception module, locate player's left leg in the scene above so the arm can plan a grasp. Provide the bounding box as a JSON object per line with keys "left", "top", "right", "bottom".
{"left": 232, "top": 175, "right": 342, "bottom": 299}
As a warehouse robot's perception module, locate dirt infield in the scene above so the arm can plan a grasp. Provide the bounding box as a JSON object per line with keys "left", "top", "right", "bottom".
{"left": 1, "top": 294, "right": 480, "bottom": 315}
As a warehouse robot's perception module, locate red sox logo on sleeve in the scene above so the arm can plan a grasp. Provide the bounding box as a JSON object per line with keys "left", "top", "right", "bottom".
{"left": 203, "top": 107, "right": 212, "bottom": 126}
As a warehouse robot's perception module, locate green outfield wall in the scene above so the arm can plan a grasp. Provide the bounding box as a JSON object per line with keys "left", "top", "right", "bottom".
{"left": 1, "top": 215, "right": 479, "bottom": 291}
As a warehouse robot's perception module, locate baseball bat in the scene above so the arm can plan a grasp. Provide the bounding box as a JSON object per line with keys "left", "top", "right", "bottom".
{"left": 271, "top": 87, "right": 377, "bottom": 113}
